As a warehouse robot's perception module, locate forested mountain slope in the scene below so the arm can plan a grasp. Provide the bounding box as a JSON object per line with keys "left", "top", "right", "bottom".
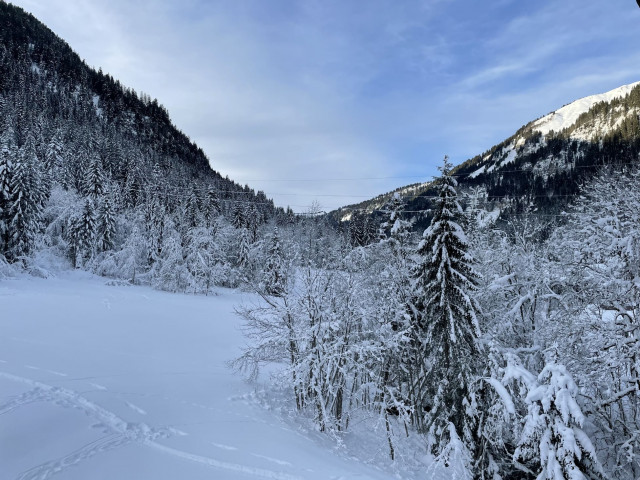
{"left": 333, "top": 81, "right": 640, "bottom": 238}
{"left": 0, "top": 1, "right": 293, "bottom": 288}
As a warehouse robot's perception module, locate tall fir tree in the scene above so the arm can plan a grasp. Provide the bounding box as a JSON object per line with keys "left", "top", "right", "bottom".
{"left": 263, "top": 227, "right": 286, "bottom": 296}
{"left": 410, "top": 157, "right": 482, "bottom": 471}
{"left": 237, "top": 227, "right": 250, "bottom": 271}
{"left": 7, "top": 135, "right": 45, "bottom": 261}
{"left": 70, "top": 199, "right": 96, "bottom": 267}
{"left": 98, "top": 195, "right": 116, "bottom": 252}
{"left": 0, "top": 127, "right": 15, "bottom": 255}
{"left": 203, "top": 186, "right": 220, "bottom": 227}
{"left": 84, "top": 154, "right": 104, "bottom": 201}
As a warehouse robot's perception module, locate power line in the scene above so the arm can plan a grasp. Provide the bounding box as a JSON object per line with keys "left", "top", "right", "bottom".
{"left": 116, "top": 158, "right": 640, "bottom": 212}
{"left": 121, "top": 158, "right": 640, "bottom": 201}
{"left": 120, "top": 183, "right": 632, "bottom": 221}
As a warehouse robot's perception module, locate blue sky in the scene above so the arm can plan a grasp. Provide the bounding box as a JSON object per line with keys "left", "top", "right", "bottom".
{"left": 11, "top": 0, "right": 640, "bottom": 211}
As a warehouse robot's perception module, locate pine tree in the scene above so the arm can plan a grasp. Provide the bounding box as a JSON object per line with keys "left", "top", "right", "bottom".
{"left": 8, "top": 136, "right": 45, "bottom": 261}
{"left": 0, "top": 128, "right": 15, "bottom": 255}
{"left": 203, "top": 186, "right": 220, "bottom": 227}
{"left": 184, "top": 189, "right": 200, "bottom": 229}
{"left": 83, "top": 154, "right": 104, "bottom": 201}
{"left": 70, "top": 199, "right": 96, "bottom": 267}
{"left": 98, "top": 196, "right": 116, "bottom": 252}
{"left": 45, "top": 128, "right": 64, "bottom": 185}
{"left": 246, "top": 203, "right": 260, "bottom": 243}
{"left": 409, "top": 157, "right": 482, "bottom": 469}
{"left": 232, "top": 203, "right": 245, "bottom": 229}
{"left": 143, "top": 196, "right": 165, "bottom": 265}
{"left": 263, "top": 227, "right": 286, "bottom": 296}
{"left": 237, "top": 227, "right": 250, "bottom": 270}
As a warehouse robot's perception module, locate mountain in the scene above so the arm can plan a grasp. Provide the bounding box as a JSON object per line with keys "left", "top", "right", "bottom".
{"left": 332, "top": 81, "right": 640, "bottom": 235}
{"left": 0, "top": 1, "right": 295, "bottom": 284}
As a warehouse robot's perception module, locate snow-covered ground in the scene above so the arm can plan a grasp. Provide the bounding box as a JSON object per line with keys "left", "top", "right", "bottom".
{"left": 0, "top": 271, "right": 410, "bottom": 480}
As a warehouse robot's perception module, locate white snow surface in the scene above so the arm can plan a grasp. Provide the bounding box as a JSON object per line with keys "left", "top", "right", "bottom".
{"left": 0, "top": 271, "right": 410, "bottom": 480}
{"left": 532, "top": 82, "right": 640, "bottom": 136}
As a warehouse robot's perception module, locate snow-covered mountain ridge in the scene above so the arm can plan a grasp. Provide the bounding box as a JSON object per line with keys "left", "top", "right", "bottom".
{"left": 532, "top": 81, "right": 640, "bottom": 136}
{"left": 332, "top": 80, "right": 640, "bottom": 230}
{"left": 459, "top": 80, "right": 640, "bottom": 186}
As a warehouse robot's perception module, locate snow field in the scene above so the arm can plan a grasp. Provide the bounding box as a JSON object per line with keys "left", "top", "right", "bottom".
{"left": 0, "top": 272, "right": 396, "bottom": 480}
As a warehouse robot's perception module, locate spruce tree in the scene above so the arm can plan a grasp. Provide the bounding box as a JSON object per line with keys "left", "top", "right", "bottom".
{"left": 263, "top": 227, "right": 286, "bottom": 296}
{"left": 8, "top": 136, "right": 45, "bottom": 261}
{"left": 84, "top": 154, "right": 104, "bottom": 201}
{"left": 232, "top": 203, "right": 245, "bottom": 229}
{"left": 184, "top": 189, "right": 200, "bottom": 229}
{"left": 98, "top": 196, "right": 116, "bottom": 252}
{"left": 203, "top": 186, "right": 220, "bottom": 227}
{"left": 410, "top": 157, "right": 482, "bottom": 470}
{"left": 237, "top": 227, "right": 250, "bottom": 270}
{"left": 72, "top": 199, "right": 96, "bottom": 266}
{"left": 0, "top": 128, "right": 14, "bottom": 255}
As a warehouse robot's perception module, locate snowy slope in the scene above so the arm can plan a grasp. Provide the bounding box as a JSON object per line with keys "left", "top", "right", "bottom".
{"left": 0, "top": 272, "right": 413, "bottom": 480}
{"left": 532, "top": 82, "right": 640, "bottom": 136}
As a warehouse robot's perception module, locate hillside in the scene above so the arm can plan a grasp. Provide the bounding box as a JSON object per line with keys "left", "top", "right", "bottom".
{"left": 0, "top": 1, "right": 294, "bottom": 289}
{"left": 332, "top": 81, "right": 640, "bottom": 234}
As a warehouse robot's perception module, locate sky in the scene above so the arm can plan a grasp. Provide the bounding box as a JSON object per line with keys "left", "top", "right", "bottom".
{"left": 9, "top": 0, "right": 640, "bottom": 212}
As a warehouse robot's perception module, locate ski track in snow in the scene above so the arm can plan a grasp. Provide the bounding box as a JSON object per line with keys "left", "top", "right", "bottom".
{"left": 0, "top": 371, "right": 304, "bottom": 480}
{"left": 147, "top": 442, "right": 302, "bottom": 480}
{"left": 212, "top": 442, "right": 238, "bottom": 451}
{"left": 125, "top": 401, "right": 148, "bottom": 415}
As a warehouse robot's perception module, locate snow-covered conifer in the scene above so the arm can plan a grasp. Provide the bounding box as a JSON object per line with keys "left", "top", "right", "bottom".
{"left": 262, "top": 227, "right": 286, "bottom": 296}
{"left": 237, "top": 227, "right": 250, "bottom": 271}
{"left": 232, "top": 203, "right": 245, "bottom": 229}
{"left": 69, "top": 199, "right": 96, "bottom": 267}
{"left": 84, "top": 155, "right": 104, "bottom": 201}
{"left": 8, "top": 136, "right": 45, "bottom": 261}
{"left": 203, "top": 186, "right": 220, "bottom": 227}
{"left": 0, "top": 128, "right": 15, "bottom": 254}
{"left": 409, "top": 156, "right": 482, "bottom": 467}
{"left": 515, "top": 356, "right": 605, "bottom": 480}
{"left": 98, "top": 195, "right": 116, "bottom": 252}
